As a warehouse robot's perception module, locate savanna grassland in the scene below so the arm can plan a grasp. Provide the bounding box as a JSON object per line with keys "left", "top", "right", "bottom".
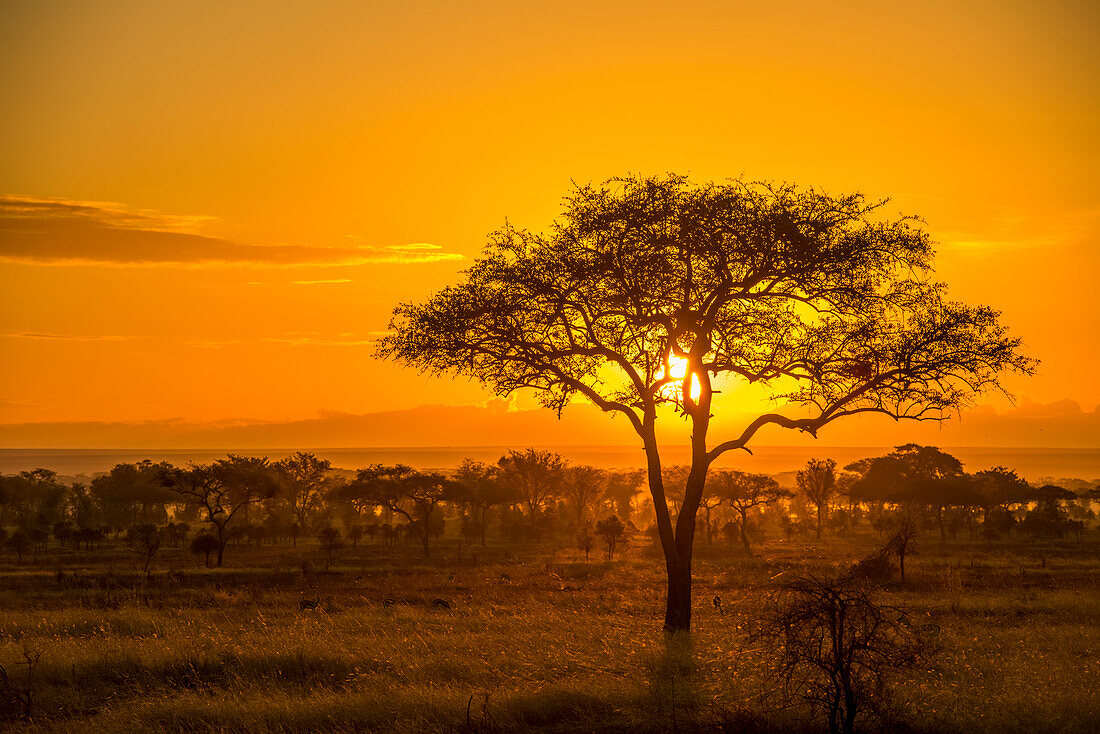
{"left": 2, "top": 531, "right": 1098, "bottom": 733}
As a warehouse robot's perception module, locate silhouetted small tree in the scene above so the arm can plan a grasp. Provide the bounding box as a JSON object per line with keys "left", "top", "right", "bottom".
{"left": 347, "top": 523, "right": 364, "bottom": 549}
{"left": 603, "top": 469, "right": 645, "bottom": 523}
{"left": 497, "top": 449, "right": 566, "bottom": 519}
{"left": 130, "top": 523, "right": 161, "bottom": 575}
{"left": 595, "top": 515, "right": 625, "bottom": 560}
{"left": 6, "top": 531, "right": 30, "bottom": 565}
{"left": 52, "top": 521, "right": 74, "bottom": 549}
{"left": 711, "top": 470, "right": 792, "bottom": 555}
{"left": 451, "top": 459, "right": 515, "bottom": 545}
{"left": 164, "top": 456, "right": 279, "bottom": 567}
{"left": 318, "top": 526, "right": 343, "bottom": 569}
{"left": 189, "top": 533, "right": 220, "bottom": 568}
{"left": 797, "top": 459, "right": 837, "bottom": 540}
{"left": 887, "top": 514, "right": 919, "bottom": 582}
{"left": 563, "top": 465, "right": 605, "bottom": 529}
{"left": 577, "top": 527, "right": 595, "bottom": 561}
{"left": 345, "top": 465, "right": 455, "bottom": 557}
{"left": 275, "top": 452, "right": 332, "bottom": 529}
{"left": 754, "top": 574, "right": 924, "bottom": 734}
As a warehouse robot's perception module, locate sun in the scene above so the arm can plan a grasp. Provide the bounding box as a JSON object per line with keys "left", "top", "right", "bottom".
{"left": 660, "top": 355, "right": 702, "bottom": 402}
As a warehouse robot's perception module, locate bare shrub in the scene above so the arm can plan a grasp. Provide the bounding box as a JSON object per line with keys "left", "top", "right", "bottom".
{"left": 752, "top": 573, "right": 924, "bottom": 734}
{"left": 0, "top": 644, "right": 41, "bottom": 722}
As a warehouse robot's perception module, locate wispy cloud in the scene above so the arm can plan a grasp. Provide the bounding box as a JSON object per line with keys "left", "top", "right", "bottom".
{"left": 181, "top": 338, "right": 242, "bottom": 349}
{"left": 940, "top": 237, "right": 1054, "bottom": 253}
{"left": 0, "top": 398, "right": 41, "bottom": 408}
{"left": 182, "top": 331, "right": 389, "bottom": 349}
{"left": 292, "top": 279, "right": 352, "bottom": 285}
{"left": 0, "top": 194, "right": 463, "bottom": 267}
{"left": 0, "top": 332, "right": 131, "bottom": 342}
{"left": 262, "top": 336, "right": 378, "bottom": 347}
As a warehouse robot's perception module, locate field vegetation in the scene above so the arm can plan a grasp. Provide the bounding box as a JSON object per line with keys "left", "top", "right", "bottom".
{"left": 0, "top": 445, "right": 1097, "bottom": 732}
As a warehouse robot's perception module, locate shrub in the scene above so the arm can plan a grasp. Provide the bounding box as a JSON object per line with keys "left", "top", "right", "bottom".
{"left": 752, "top": 573, "right": 925, "bottom": 734}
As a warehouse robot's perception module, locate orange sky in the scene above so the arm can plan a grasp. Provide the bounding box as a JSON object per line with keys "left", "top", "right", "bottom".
{"left": 1, "top": 1, "right": 1097, "bottom": 446}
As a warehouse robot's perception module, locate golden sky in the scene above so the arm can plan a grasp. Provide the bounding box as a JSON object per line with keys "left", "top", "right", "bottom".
{"left": 1, "top": 1, "right": 1097, "bottom": 444}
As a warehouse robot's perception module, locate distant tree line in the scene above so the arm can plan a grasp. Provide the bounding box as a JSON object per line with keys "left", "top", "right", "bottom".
{"left": 0, "top": 444, "right": 1095, "bottom": 568}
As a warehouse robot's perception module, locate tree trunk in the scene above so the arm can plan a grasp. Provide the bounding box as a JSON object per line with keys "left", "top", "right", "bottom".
{"left": 664, "top": 555, "right": 692, "bottom": 631}
{"left": 816, "top": 505, "right": 823, "bottom": 539}
{"left": 642, "top": 424, "right": 689, "bottom": 633}
{"left": 739, "top": 515, "right": 753, "bottom": 556}
{"left": 642, "top": 359, "right": 712, "bottom": 636}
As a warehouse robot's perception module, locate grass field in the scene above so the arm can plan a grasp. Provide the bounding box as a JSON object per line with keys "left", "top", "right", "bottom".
{"left": 2, "top": 533, "right": 1098, "bottom": 732}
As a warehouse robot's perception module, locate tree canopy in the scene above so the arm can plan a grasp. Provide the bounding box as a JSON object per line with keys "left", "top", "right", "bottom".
{"left": 379, "top": 173, "right": 1035, "bottom": 631}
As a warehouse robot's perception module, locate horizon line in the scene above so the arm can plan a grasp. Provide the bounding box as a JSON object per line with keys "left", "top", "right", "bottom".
{"left": 2, "top": 444, "right": 1097, "bottom": 452}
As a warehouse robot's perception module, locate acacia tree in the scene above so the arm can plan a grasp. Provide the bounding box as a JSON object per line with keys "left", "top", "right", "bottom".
{"left": 603, "top": 469, "right": 645, "bottom": 522}
{"left": 848, "top": 445, "right": 967, "bottom": 541}
{"left": 275, "top": 452, "right": 332, "bottom": 529}
{"left": 754, "top": 574, "right": 924, "bottom": 734}
{"left": 798, "top": 459, "right": 838, "bottom": 540}
{"left": 452, "top": 459, "right": 516, "bottom": 545}
{"left": 379, "top": 174, "right": 1035, "bottom": 632}
{"left": 711, "top": 470, "right": 792, "bottom": 555}
{"left": 165, "top": 455, "right": 279, "bottom": 567}
{"left": 496, "top": 449, "right": 566, "bottom": 518}
{"left": 563, "top": 465, "right": 606, "bottom": 528}
{"left": 595, "top": 515, "right": 626, "bottom": 560}
{"left": 348, "top": 464, "right": 453, "bottom": 557}
{"left": 90, "top": 461, "right": 175, "bottom": 526}
{"left": 974, "top": 466, "right": 1032, "bottom": 541}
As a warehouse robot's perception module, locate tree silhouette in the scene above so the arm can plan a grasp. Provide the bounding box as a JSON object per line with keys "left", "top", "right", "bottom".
{"left": 711, "top": 470, "right": 792, "bottom": 555}
{"left": 164, "top": 455, "right": 279, "bottom": 567}
{"left": 90, "top": 461, "right": 175, "bottom": 527}
{"left": 886, "top": 513, "right": 919, "bottom": 582}
{"left": 797, "top": 459, "right": 838, "bottom": 540}
{"left": 317, "top": 525, "right": 343, "bottom": 569}
{"left": 6, "top": 530, "right": 30, "bottom": 565}
{"left": 452, "top": 459, "right": 516, "bottom": 545}
{"left": 189, "top": 533, "right": 220, "bottom": 568}
{"left": 603, "top": 469, "right": 645, "bottom": 522}
{"left": 577, "top": 526, "right": 595, "bottom": 561}
{"left": 496, "top": 449, "right": 566, "bottom": 518}
{"left": 974, "top": 466, "right": 1032, "bottom": 541}
{"left": 562, "top": 465, "right": 605, "bottom": 529}
{"left": 754, "top": 573, "right": 924, "bottom": 734}
{"left": 346, "top": 465, "right": 454, "bottom": 557}
{"left": 275, "top": 452, "right": 332, "bottom": 530}
{"left": 848, "top": 445, "right": 968, "bottom": 541}
{"left": 595, "top": 515, "right": 626, "bottom": 560}
{"left": 379, "top": 174, "right": 1035, "bottom": 631}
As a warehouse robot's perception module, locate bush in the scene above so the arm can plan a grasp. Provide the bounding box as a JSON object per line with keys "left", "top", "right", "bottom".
{"left": 752, "top": 573, "right": 925, "bottom": 734}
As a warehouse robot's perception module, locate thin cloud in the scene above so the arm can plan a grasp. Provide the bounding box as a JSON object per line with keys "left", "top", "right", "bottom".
{"left": 181, "top": 332, "right": 385, "bottom": 348}
{"left": 292, "top": 279, "right": 352, "bottom": 285}
{"left": 940, "top": 237, "right": 1054, "bottom": 253}
{"left": 0, "top": 194, "right": 463, "bottom": 267}
{"left": 0, "top": 398, "right": 41, "bottom": 408}
{"left": 261, "top": 335, "right": 379, "bottom": 347}
{"left": 181, "top": 338, "right": 242, "bottom": 349}
{"left": 0, "top": 332, "right": 131, "bottom": 342}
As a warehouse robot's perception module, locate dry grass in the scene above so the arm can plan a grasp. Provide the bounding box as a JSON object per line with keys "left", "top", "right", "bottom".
{"left": 1, "top": 533, "right": 1097, "bottom": 732}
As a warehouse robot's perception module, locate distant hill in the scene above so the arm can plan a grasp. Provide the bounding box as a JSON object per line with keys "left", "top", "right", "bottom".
{"left": 0, "top": 397, "right": 1096, "bottom": 450}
